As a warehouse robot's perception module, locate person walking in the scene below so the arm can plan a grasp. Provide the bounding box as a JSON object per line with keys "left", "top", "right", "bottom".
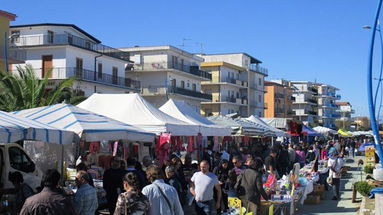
{"left": 142, "top": 165, "right": 184, "bottom": 215}
{"left": 103, "top": 157, "right": 127, "bottom": 214}
{"left": 165, "top": 165, "right": 185, "bottom": 206}
{"left": 213, "top": 159, "right": 229, "bottom": 213}
{"left": 190, "top": 160, "right": 222, "bottom": 215}
{"left": 114, "top": 172, "right": 150, "bottom": 215}
{"left": 74, "top": 170, "right": 98, "bottom": 215}
{"left": 328, "top": 151, "right": 344, "bottom": 200}
{"left": 265, "top": 149, "right": 278, "bottom": 177}
{"left": 20, "top": 169, "right": 75, "bottom": 215}
{"left": 235, "top": 158, "right": 269, "bottom": 214}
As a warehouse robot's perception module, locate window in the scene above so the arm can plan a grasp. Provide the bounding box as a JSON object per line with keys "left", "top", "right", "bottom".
{"left": 9, "top": 147, "right": 35, "bottom": 173}
{"left": 172, "top": 56, "right": 178, "bottom": 68}
{"left": 259, "top": 78, "right": 262, "bottom": 85}
{"left": 112, "top": 67, "right": 118, "bottom": 84}
{"left": 192, "top": 83, "right": 196, "bottom": 91}
{"left": 98, "top": 63, "right": 103, "bottom": 79}
{"left": 258, "top": 112, "right": 262, "bottom": 117}
{"left": 258, "top": 95, "right": 262, "bottom": 102}
{"left": 76, "top": 58, "right": 83, "bottom": 76}
{"left": 67, "top": 33, "right": 73, "bottom": 44}
{"left": 181, "top": 59, "right": 184, "bottom": 70}
{"left": 85, "top": 41, "right": 91, "bottom": 49}
{"left": 171, "top": 79, "right": 176, "bottom": 87}
{"left": 47, "top": 30, "right": 54, "bottom": 43}
{"left": 10, "top": 30, "right": 20, "bottom": 43}
{"left": 181, "top": 81, "right": 185, "bottom": 88}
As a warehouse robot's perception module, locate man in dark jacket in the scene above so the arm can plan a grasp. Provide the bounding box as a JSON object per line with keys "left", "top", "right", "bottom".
{"left": 20, "top": 169, "right": 75, "bottom": 215}
{"left": 235, "top": 158, "right": 268, "bottom": 214}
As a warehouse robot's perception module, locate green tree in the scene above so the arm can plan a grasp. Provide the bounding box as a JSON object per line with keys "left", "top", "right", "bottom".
{"left": 0, "top": 65, "right": 76, "bottom": 112}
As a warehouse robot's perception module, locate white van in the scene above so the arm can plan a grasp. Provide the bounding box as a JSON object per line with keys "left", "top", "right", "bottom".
{"left": 0, "top": 143, "right": 42, "bottom": 191}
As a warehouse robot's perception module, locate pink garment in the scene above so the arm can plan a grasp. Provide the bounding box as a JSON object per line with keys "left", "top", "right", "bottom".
{"left": 157, "top": 133, "right": 172, "bottom": 166}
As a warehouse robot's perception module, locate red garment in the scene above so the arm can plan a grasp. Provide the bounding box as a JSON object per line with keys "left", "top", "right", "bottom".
{"left": 157, "top": 133, "right": 172, "bottom": 166}
{"left": 321, "top": 149, "right": 328, "bottom": 160}
{"left": 187, "top": 136, "right": 194, "bottom": 152}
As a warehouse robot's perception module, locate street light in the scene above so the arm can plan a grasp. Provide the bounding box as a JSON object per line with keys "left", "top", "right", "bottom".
{"left": 367, "top": 0, "right": 383, "bottom": 166}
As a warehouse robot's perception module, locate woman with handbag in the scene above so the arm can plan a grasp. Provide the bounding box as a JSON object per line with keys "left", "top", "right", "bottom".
{"left": 327, "top": 151, "right": 344, "bottom": 200}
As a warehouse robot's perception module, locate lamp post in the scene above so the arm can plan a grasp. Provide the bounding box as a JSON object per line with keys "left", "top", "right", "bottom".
{"left": 367, "top": 0, "right": 383, "bottom": 166}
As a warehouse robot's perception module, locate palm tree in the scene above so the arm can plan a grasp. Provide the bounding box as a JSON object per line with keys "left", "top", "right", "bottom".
{"left": 0, "top": 65, "right": 77, "bottom": 112}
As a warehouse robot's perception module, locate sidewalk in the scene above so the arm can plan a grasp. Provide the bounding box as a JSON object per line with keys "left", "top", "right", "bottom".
{"left": 296, "top": 156, "right": 363, "bottom": 215}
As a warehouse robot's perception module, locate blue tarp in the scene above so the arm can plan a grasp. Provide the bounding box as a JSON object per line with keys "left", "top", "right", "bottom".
{"left": 302, "top": 125, "right": 321, "bottom": 136}
{"left": 358, "top": 142, "right": 375, "bottom": 152}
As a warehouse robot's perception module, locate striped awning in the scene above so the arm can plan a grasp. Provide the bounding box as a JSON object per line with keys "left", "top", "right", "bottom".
{"left": 12, "top": 104, "right": 155, "bottom": 142}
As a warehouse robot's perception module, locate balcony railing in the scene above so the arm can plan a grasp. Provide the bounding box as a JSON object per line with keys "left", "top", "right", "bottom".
{"left": 10, "top": 34, "right": 130, "bottom": 61}
{"left": 249, "top": 64, "right": 268, "bottom": 76}
{"left": 1, "top": 44, "right": 26, "bottom": 63}
{"left": 307, "top": 98, "right": 317, "bottom": 104}
{"left": 222, "top": 96, "right": 237, "bottom": 103}
{"left": 12, "top": 67, "right": 140, "bottom": 90}
{"left": 224, "top": 77, "right": 236, "bottom": 84}
{"left": 133, "top": 62, "right": 211, "bottom": 80}
{"left": 167, "top": 86, "right": 212, "bottom": 100}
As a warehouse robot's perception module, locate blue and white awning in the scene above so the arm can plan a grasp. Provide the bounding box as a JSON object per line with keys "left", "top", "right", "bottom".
{"left": 0, "top": 110, "right": 75, "bottom": 144}
{"left": 12, "top": 104, "right": 155, "bottom": 142}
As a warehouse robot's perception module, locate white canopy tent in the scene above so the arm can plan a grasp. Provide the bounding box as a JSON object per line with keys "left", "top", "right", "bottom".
{"left": 78, "top": 94, "right": 201, "bottom": 136}
{"left": 262, "top": 117, "right": 290, "bottom": 130}
{"left": 246, "top": 115, "right": 290, "bottom": 137}
{"left": 12, "top": 104, "right": 155, "bottom": 142}
{"left": 159, "top": 99, "right": 231, "bottom": 136}
{"left": 207, "top": 115, "right": 267, "bottom": 136}
{"left": 313, "top": 126, "right": 338, "bottom": 135}
{"left": 0, "top": 110, "right": 75, "bottom": 144}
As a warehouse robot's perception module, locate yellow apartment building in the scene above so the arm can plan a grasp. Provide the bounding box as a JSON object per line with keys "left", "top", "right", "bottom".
{"left": 0, "top": 10, "right": 18, "bottom": 72}
{"left": 264, "top": 80, "right": 294, "bottom": 118}
{"left": 200, "top": 61, "right": 249, "bottom": 116}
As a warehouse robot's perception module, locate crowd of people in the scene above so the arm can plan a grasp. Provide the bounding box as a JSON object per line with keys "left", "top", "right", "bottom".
{"left": 1, "top": 137, "right": 365, "bottom": 215}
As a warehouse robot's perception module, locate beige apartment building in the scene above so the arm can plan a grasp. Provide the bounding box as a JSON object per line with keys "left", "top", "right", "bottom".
{"left": 197, "top": 53, "right": 268, "bottom": 117}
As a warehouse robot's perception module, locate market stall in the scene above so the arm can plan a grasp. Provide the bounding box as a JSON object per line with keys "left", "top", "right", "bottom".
{"left": 246, "top": 115, "right": 290, "bottom": 137}
{"left": 159, "top": 99, "right": 231, "bottom": 136}
{"left": 77, "top": 93, "right": 201, "bottom": 136}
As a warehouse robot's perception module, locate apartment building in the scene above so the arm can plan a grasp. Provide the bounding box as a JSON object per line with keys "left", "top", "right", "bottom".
{"left": 120, "top": 45, "right": 212, "bottom": 111}
{"left": 0, "top": 10, "right": 24, "bottom": 72}
{"left": 9, "top": 23, "right": 140, "bottom": 96}
{"left": 316, "top": 84, "right": 340, "bottom": 128}
{"left": 197, "top": 53, "right": 268, "bottom": 117}
{"left": 336, "top": 102, "right": 354, "bottom": 121}
{"left": 291, "top": 81, "right": 318, "bottom": 125}
{"left": 264, "top": 80, "right": 294, "bottom": 118}
{"left": 199, "top": 61, "right": 248, "bottom": 116}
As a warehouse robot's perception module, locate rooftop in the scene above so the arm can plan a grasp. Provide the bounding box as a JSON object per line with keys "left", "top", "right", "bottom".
{"left": 120, "top": 45, "right": 204, "bottom": 61}
{"left": 197, "top": 52, "right": 262, "bottom": 64}
{"left": 0, "top": 10, "right": 16, "bottom": 21}
{"left": 10, "top": 23, "right": 101, "bottom": 43}
{"left": 336, "top": 102, "right": 351, "bottom": 106}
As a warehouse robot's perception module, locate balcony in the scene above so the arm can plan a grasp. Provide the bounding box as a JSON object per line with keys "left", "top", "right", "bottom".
{"left": 133, "top": 62, "right": 211, "bottom": 80}
{"left": 249, "top": 64, "right": 268, "bottom": 76}
{"left": 1, "top": 44, "right": 26, "bottom": 63}
{"left": 308, "top": 111, "right": 317, "bottom": 115}
{"left": 222, "top": 96, "right": 237, "bottom": 103}
{"left": 307, "top": 98, "right": 317, "bottom": 104}
{"left": 224, "top": 77, "right": 236, "bottom": 84}
{"left": 275, "top": 93, "right": 284, "bottom": 99}
{"left": 336, "top": 94, "right": 341, "bottom": 100}
{"left": 11, "top": 34, "right": 130, "bottom": 61}
{"left": 17, "top": 67, "right": 141, "bottom": 90}
{"left": 167, "top": 86, "right": 212, "bottom": 100}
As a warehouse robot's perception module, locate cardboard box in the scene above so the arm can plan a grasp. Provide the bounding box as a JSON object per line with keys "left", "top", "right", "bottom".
{"left": 313, "top": 184, "right": 325, "bottom": 193}
{"left": 304, "top": 194, "right": 320, "bottom": 204}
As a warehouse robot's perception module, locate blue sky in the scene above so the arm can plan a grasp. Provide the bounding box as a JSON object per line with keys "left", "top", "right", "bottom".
{"left": 3, "top": 0, "right": 379, "bottom": 116}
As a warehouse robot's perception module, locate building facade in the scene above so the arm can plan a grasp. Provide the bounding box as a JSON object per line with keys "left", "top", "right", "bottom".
{"left": 336, "top": 102, "right": 354, "bottom": 121}
{"left": 199, "top": 62, "right": 248, "bottom": 116}
{"left": 0, "top": 10, "right": 24, "bottom": 72}
{"left": 121, "top": 45, "right": 211, "bottom": 111}
{"left": 264, "top": 80, "right": 294, "bottom": 118}
{"left": 197, "top": 53, "right": 268, "bottom": 117}
{"left": 291, "top": 81, "right": 318, "bottom": 125}
{"left": 316, "top": 84, "right": 340, "bottom": 128}
{"left": 9, "top": 23, "right": 140, "bottom": 96}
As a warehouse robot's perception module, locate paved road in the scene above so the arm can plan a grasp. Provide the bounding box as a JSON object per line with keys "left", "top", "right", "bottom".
{"left": 296, "top": 156, "right": 363, "bottom": 215}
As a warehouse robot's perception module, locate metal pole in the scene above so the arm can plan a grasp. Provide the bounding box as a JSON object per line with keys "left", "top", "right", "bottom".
{"left": 4, "top": 32, "right": 8, "bottom": 73}
{"left": 367, "top": 0, "right": 383, "bottom": 166}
